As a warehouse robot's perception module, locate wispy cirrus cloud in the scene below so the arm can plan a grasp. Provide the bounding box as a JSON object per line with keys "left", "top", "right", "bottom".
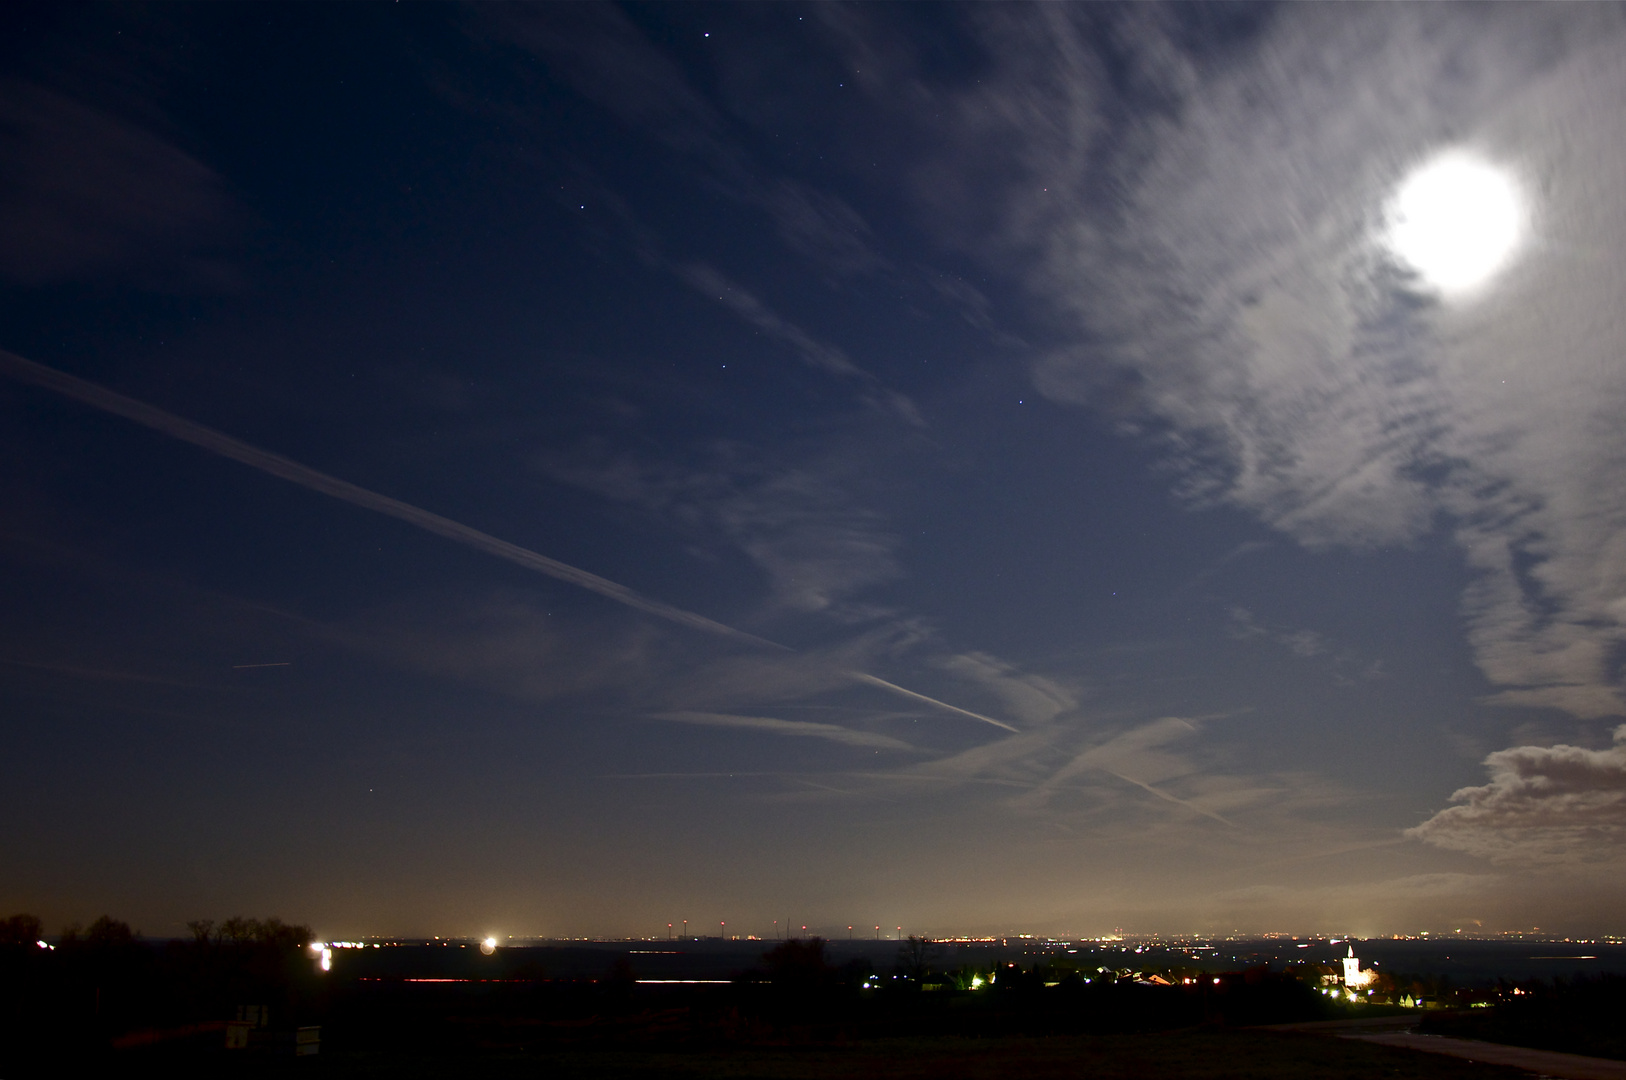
{"left": 935, "top": 651, "right": 1078, "bottom": 728}
{"left": 0, "top": 348, "right": 1024, "bottom": 753}
{"left": 935, "top": 5, "right": 1626, "bottom": 862}
{"left": 674, "top": 263, "right": 922, "bottom": 425}
{"left": 539, "top": 446, "right": 903, "bottom": 619}
{"left": 473, "top": 5, "right": 922, "bottom": 425}
{"left": 0, "top": 81, "right": 239, "bottom": 288}
{"left": 328, "top": 575, "right": 1354, "bottom": 851}
{"left": 329, "top": 587, "right": 1021, "bottom": 758}
{"left": 1006, "top": 717, "right": 1236, "bottom": 826}
{"left": 0, "top": 348, "right": 782, "bottom": 652}
{"left": 861, "top": 705, "right": 1300, "bottom": 835}
{"left": 1224, "top": 608, "right": 1389, "bottom": 688}
{"left": 992, "top": 6, "right": 1626, "bottom": 722}
{"left": 653, "top": 710, "right": 917, "bottom": 752}
{"left": 827, "top": 6, "right": 1626, "bottom": 738}
{"left": 476, "top": 4, "right": 889, "bottom": 283}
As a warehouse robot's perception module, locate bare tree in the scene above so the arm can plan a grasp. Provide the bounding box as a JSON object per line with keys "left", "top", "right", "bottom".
{"left": 896, "top": 935, "right": 938, "bottom": 982}
{"left": 220, "top": 916, "right": 255, "bottom": 945}
{"left": 84, "top": 916, "right": 135, "bottom": 947}
{"left": 0, "top": 913, "right": 44, "bottom": 946}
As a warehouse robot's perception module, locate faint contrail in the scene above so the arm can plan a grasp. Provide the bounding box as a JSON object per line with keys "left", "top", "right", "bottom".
{"left": 0, "top": 347, "right": 783, "bottom": 652}
{"left": 0, "top": 348, "right": 1018, "bottom": 732}
{"left": 1107, "top": 770, "right": 1235, "bottom": 828}
{"left": 848, "top": 672, "right": 1019, "bottom": 733}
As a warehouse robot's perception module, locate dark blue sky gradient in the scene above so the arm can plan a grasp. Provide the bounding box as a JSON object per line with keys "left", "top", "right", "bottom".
{"left": 3, "top": 2, "right": 1624, "bottom": 939}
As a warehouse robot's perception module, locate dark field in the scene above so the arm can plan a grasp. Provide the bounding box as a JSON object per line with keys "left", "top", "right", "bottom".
{"left": 121, "top": 1028, "right": 1535, "bottom": 1079}
{"left": 1420, "top": 974, "right": 1626, "bottom": 1062}
{"left": 6, "top": 933, "right": 1622, "bottom": 1078}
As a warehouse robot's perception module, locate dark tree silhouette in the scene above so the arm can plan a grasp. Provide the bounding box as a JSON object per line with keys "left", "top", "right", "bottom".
{"left": 0, "top": 913, "right": 43, "bottom": 947}
{"left": 763, "top": 937, "right": 828, "bottom": 987}
{"left": 897, "top": 935, "right": 938, "bottom": 982}
{"left": 84, "top": 916, "right": 135, "bottom": 948}
{"left": 215, "top": 915, "right": 312, "bottom": 950}
{"left": 220, "top": 916, "right": 255, "bottom": 945}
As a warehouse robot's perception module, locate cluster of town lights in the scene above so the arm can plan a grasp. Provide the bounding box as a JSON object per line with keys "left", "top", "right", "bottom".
{"left": 310, "top": 936, "right": 504, "bottom": 970}
{"left": 282, "top": 932, "right": 1580, "bottom": 1010}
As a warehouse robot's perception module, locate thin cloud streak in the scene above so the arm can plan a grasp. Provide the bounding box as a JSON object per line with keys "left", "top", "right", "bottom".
{"left": 652, "top": 710, "right": 917, "bottom": 751}
{"left": 0, "top": 657, "right": 226, "bottom": 690}
{"left": 837, "top": 3, "right": 1626, "bottom": 723}
{"left": 0, "top": 348, "right": 1020, "bottom": 736}
{"left": 538, "top": 449, "right": 904, "bottom": 617}
{"left": 0, "top": 81, "right": 239, "bottom": 288}
{"left": 675, "top": 263, "right": 923, "bottom": 426}
{"left": 848, "top": 671, "right": 1019, "bottom": 733}
{"left": 480, "top": 6, "right": 893, "bottom": 282}
{"left": 0, "top": 347, "right": 783, "bottom": 651}
{"left": 1105, "top": 770, "right": 1235, "bottom": 828}
{"left": 605, "top": 771, "right": 797, "bottom": 780}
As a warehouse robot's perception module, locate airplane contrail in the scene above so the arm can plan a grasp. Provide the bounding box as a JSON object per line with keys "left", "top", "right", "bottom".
{"left": 0, "top": 347, "right": 783, "bottom": 651}
{"left": 847, "top": 672, "right": 1018, "bottom": 733}
{"left": 0, "top": 348, "right": 1019, "bottom": 732}
{"left": 1107, "top": 770, "right": 1235, "bottom": 828}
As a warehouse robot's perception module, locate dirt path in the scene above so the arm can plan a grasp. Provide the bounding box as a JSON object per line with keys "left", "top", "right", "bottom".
{"left": 1341, "top": 1031, "right": 1626, "bottom": 1080}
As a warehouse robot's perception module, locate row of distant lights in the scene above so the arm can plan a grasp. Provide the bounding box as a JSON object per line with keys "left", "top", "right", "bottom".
{"left": 40, "top": 931, "right": 1567, "bottom": 957}
{"left": 309, "top": 936, "right": 501, "bottom": 971}
{"left": 295, "top": 928, "right": 1601, "bottom": 966}
{"left": 299, "top": 931, "right": 1597, "bottom": 949}
{"left": 856, "top": 973, "right": 1226, "bottom": 991}
{"left": 216, "top": 934, "right": 1418, "bottom": 991}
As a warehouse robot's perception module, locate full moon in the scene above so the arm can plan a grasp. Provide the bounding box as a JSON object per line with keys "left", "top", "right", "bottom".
{"left": 1385, "top": 152, "right": 1524, "bottom": 295}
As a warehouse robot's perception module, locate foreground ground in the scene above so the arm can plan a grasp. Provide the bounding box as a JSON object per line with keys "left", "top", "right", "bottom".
{"left": 1272, "top": 1016, "right": 1626, "bottom": 1080}
{"left": 116, "top": 1028, "right": 1541, "bottom": 1080}
{"left": 1350, "top": 1031, "right": 1626, "bottom": 1080}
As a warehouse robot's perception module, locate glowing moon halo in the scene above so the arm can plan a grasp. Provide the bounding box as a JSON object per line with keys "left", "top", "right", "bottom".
{"left": 1384, "top": 152, "right": 1524, "bottom": 295}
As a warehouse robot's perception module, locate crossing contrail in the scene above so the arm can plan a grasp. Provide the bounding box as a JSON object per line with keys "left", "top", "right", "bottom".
{"left": 0, "top": 348, "right": 1019, "bottom": 733}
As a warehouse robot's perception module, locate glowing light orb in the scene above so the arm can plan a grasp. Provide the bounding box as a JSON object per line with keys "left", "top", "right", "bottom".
{"left": 480, "top": 936, "right": 498, "bottom": 955}
{"left": 1385, "top": 152, "right": 1524, "bottom": 295}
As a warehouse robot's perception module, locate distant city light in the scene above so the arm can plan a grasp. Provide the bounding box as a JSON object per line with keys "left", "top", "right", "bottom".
{"left": 319, "top": 947, "right": 332, "bottom": 972}
{"left": 481, "top": 936, "right": 498, "bottom": 955}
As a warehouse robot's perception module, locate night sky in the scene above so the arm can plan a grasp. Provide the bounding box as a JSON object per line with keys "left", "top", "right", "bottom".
{"left": 4, "top": 3, "right": 1625, "bottom": 941}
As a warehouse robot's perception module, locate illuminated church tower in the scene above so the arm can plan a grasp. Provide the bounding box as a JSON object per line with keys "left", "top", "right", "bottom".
{"left": 1342, "top": 945, "right": 1362, "bottom": 987}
